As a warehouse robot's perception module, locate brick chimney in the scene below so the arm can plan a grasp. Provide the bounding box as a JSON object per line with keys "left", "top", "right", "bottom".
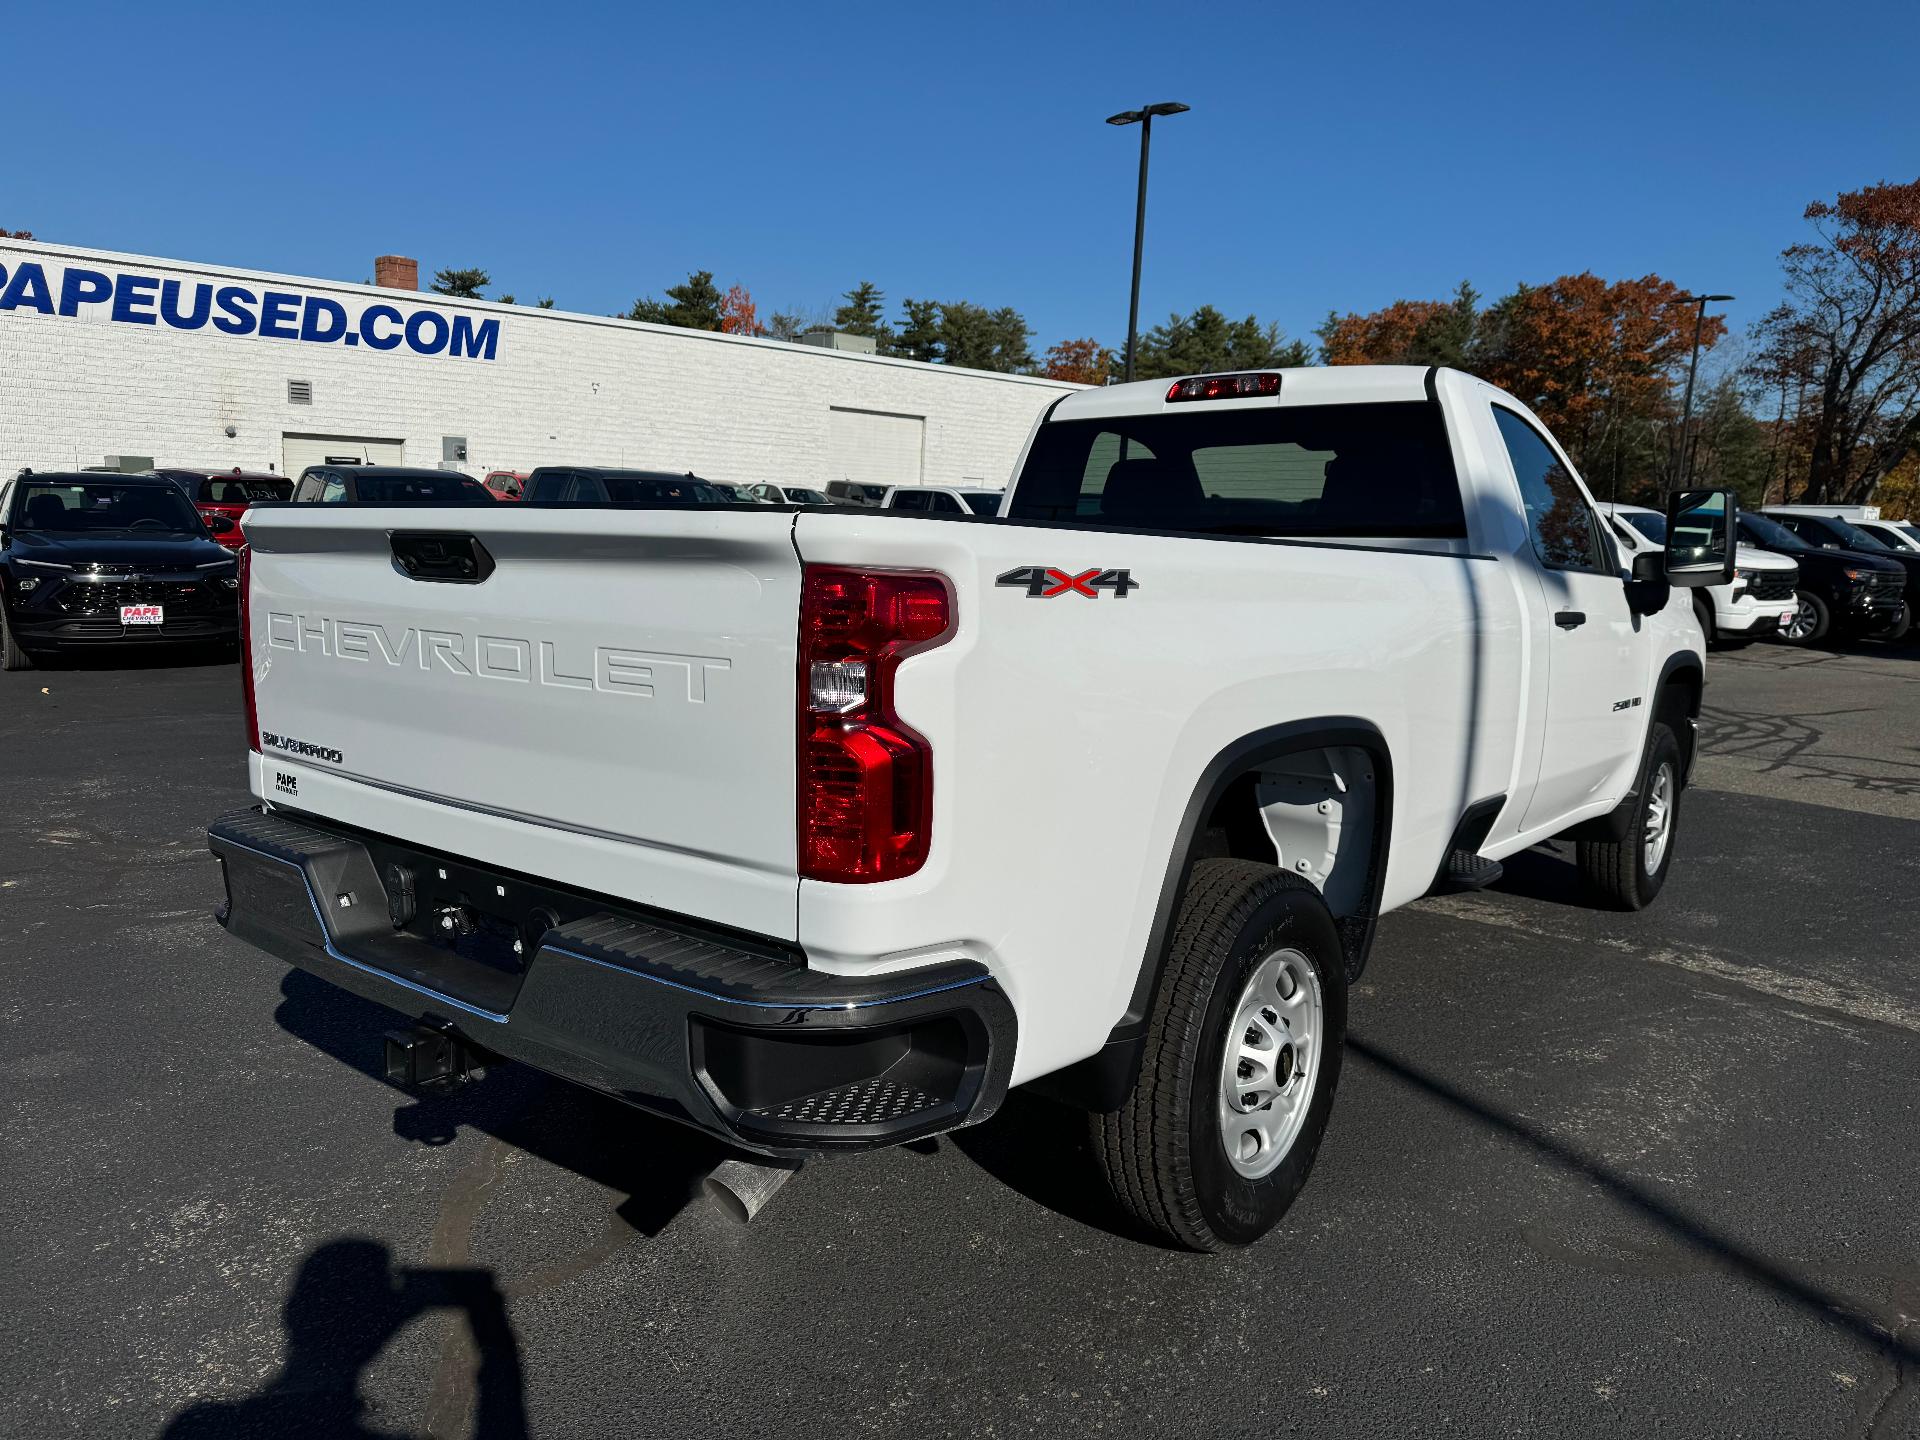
{"left": 374, "top": 254, "right": 418, "bottom": 291}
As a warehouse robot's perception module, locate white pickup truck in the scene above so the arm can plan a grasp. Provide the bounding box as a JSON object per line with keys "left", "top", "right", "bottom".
{"left": 209, "top": 365, "right": 1733, "bottom": 1251}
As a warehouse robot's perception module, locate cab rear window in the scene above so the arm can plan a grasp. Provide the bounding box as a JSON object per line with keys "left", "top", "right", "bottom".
{"left": 1008, "top": 402, "right": 1466, "bottom": 539}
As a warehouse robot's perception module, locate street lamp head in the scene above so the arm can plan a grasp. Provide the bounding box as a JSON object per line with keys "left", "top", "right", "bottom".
{"left": 1701, "top": 293, "right": 1735, "bottom": 303}
{"left": 1107, "top": 102, "right": 1189, "bottom": 126}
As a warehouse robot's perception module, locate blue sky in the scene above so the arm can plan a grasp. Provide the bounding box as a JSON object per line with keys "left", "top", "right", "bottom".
{"left": 10, "top": 0, "right": 1918, "bottom": 359}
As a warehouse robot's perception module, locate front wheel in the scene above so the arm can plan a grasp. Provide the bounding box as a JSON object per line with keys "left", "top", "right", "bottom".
{"left": 1867, "top": 603, "right": 1912, "bottom": 643}
{"left": 0, "top": 608, "right": 33, "bottom": 671}
{"left": 1692, "top": 594, "right": 1716, "bottom": 647}
{"left": 1577, "top": 722, "right": 1682, "bottom": 911}
{"left": 1092, "top": 860, "right": 1347, "bottom": 1252}
{"left": 1780, "top": 591, "right": 1830, "bottom": 645}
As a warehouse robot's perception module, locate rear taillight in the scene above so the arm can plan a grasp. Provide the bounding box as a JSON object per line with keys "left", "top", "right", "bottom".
{"left": 798, "top": 566, "right": 954, "bottom": 883}
{"left": 237, "top": 544, "right": 259, "bottom": 753}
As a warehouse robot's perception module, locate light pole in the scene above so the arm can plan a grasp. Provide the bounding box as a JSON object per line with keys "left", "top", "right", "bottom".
{"left": 1669, "top": 292, "right": 1733, "bottom": 490}
{"left": 1107, "top": 102, "right": 1189, "bottom": 382}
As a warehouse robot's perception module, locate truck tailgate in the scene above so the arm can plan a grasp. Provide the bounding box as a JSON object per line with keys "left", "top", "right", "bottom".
{"left": 242, "top": 506, "right": 801, "bottom": 938}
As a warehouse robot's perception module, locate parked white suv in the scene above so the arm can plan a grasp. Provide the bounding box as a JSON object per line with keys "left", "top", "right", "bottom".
{"left": 1602, "top": 503, "right": 1798, "bottom": 647}
{"left": 881, "top": 485, "right": 1005, "bottom": 516}
{"left": 210, "top": 366, "right": 1732, "bottom": 1251}
{"left": 1854, "top": 518, "right": 1920, "bottom": 553}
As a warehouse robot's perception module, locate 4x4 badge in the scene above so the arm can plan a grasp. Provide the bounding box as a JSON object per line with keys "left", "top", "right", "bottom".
{"left": 995, "top": 566, "right": 1139, "bottom": 599}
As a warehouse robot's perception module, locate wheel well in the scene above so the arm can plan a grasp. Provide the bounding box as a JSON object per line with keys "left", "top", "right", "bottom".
{"left": 1030, "top": 723, "right": 1392, "bottom": 1114}
{"left": 1192, "top": 744, "right": 1382, "bottom": 930}
{"left": 1658, "top": 662, "right": 1702, "bottom": 778}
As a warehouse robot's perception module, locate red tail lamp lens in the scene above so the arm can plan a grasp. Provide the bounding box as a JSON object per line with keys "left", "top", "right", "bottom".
{"left": 1165, "top": 372, "right": 1283, "bottom": 403}
{"left": 798, "top": 567, "right": 954, "bottom": 882}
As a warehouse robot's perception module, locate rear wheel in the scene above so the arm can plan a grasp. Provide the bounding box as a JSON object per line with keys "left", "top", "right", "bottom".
{"left": 0, "top": 608, "right": 33, "bottom": 671}
{"left": 1780, "top": 591, "right": 1829, "bottom": 645}
{"left": 1092, "top": 860, "right": 1347, "bottom": 1252}
{"left": 1578, "top": 722, "right": 1682, "bottom": 911}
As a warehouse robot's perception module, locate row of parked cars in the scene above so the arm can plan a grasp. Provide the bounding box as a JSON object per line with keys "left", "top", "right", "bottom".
{"left": 1601, "top": 501, "right": 1920, "bottom": 649}
{"left": 0, "top": 462, "right": 1009, "bottom": 669}
{"left": 478, "top": 467, "right": 1006, "bottom": 515}
{"left": 3, "top": 457, "right": 1913, "bottom": 671}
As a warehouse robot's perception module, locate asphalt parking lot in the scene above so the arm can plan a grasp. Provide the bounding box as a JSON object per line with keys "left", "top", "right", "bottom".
{"left": 5, "top": 642, "right": 1919, "bottom": 1439}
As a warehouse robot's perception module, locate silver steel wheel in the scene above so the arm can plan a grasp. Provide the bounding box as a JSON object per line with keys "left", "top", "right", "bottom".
{"left": 1642, "top": 760, "right": 1675, "bottom": 876}
{"left": 1785, "top": 595, "right": 1819, "bottom": 641}
{"left": 1218, "top": 947, "right": 1324, "bottom": 1180}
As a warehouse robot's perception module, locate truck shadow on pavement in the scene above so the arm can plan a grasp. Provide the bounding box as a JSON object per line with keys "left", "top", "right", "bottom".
{"left": 273, "top": 970, "right": 730, "bottom": 1238}
{"left": 159, "top": 1238, "right": 528, "bottom": 1440}
{"left": 1347, "top": 1034, "right": 1920, "bottom": 1381}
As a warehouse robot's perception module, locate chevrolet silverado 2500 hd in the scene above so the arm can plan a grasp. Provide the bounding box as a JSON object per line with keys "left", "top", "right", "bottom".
{"left": 207, "top": 366, "right": 1733, "bottom": 1251}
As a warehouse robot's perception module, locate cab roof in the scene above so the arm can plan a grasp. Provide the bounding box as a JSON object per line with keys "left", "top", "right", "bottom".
{"left": 1051, "top": 365, "right": 1435, "bottom": 422}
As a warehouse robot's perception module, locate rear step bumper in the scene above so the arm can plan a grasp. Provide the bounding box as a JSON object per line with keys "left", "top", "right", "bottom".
{"left": 207, "top": 808, "right": 1015, "bottom": 1157}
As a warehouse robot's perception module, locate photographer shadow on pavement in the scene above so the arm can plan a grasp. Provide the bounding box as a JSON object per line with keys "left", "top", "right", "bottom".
{"left": 161, "top": 1238, "right": 527, "bottom": 1440}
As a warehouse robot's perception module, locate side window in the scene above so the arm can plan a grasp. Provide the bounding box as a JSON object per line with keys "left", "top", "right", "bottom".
{"left": 1491, "top": 409, "right": 1605, "bottom": 573}
{"left": 892, "top": 491, "right": 929, "bottom": 512}
{"left": 926, "top": 492, "right": 962, "bottom": 514}
{"left": 320, "top": 476, "right": 347, "bottom": 504}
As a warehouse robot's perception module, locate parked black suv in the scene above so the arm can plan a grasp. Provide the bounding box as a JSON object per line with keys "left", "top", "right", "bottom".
{"left": 1760, "top": 509, "right": 1920, "bottom": 640}
{"left": 522, "top": 467, "right": 724, "bottom": 505}
{"left": 0, "top": 471, "right": 239, "bottom": 670}
{"left": 1736, "top": 511, "right": 1908, "bottom": 644}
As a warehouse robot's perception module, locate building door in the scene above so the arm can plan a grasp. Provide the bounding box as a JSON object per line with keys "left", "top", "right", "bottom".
{"left": 282, "top": 433, "right": 405, "bottom": 478}
{"left": 828, "top": 407, "right": 924, "bottom": 491}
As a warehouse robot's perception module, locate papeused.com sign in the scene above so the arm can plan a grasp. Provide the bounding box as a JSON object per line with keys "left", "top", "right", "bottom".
{"left": 0, "top": 258, "right": 501, "bottom": 361}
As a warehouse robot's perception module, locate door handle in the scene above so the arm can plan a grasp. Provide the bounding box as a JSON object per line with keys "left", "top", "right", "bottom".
{"left": 1554, "top": 610, "right": 1587, "bottom": 630}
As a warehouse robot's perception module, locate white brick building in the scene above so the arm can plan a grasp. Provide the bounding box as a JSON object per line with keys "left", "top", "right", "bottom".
{"left": 0, "top": 239, "right": 1077, "bottom": 486}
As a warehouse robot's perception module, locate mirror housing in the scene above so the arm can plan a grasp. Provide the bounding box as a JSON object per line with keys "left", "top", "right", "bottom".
{"left": 1625, "top": 550, "right": 1672, "bottom": 616}
{"left": 204, "top": 514, "right": 237, "bottom": 535}
{"left": 1662, "top": 488, "right": 1737, "bottom": 588}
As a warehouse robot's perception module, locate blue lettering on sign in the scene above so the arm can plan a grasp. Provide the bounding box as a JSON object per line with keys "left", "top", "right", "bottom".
{"left": 112, "top": 274, "right": 161, "bottom": 325}
{"left": 0, "top": 262, "right": 56, "bottom": 314}
{"left": 160, "top": 279, "right": 211, "bottom": 330}
{"left": 58, "top": 268, "right": 113, "bottom": 316}
{"left": 213, "top": 285, "right": 257, "bottom": 336}
{"left": 361, "top": 304, "right": 404, "bottom": 351}
{"left": 300, "top": 297, "right": 348, "bottom": 343}
{"left": 258, "top": 290, "right": 302, "bottom": 340}
{"left": 0, "top": 260, "right": 502, "bottom": 361}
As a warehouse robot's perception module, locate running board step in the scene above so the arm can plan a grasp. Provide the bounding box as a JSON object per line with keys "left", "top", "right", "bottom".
{"left": 1437, "top": 851, "right": 1504, "bottom": 892}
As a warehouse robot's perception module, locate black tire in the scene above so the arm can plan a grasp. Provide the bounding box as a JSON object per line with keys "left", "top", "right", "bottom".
{"left": 1092, "top": 859, "right": 1348, "bottom": 1252}
{"left": 1692, "top": 593, "right": 1716, "bottom": 648}
{"left": 1780, "top": 590, "right": 1830, "bottom": 646}
{"left": 1577, "top": 721, "right": 1682, "bottom": 911}
{"left": 1868, "top": 603, "right": 1912, "bottom": 643}
{"left": 0, "top": 607, "right": 33, "bottom": 671}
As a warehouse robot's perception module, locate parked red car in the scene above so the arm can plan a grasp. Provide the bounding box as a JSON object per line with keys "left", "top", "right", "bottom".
{"left": 483, "top": 470, "right": 528, "bottom": 501}
{"left": 154, "top": 468, "right": 294, "bottom": 548}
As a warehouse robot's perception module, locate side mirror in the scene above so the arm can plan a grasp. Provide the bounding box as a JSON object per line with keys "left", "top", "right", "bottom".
{"left": 1625, "top": 549, "right": 1672, "bottom": 617}
{"left": 1663, "top": 488, "right": 1737, "bottom": 588}
{"left": 204, "top": 514, "right": 237, "bottom": 535}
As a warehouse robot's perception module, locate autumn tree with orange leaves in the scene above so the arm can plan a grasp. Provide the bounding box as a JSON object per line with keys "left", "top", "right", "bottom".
{"left": 1321, "top": 273, "right": 1718, "bottom": 497}
{"left": 1747, "top": 178, "right": 1920, "bottom": 504}
{"left": 719, "top": 283, "right": 758, "bottom": 337}
{"left": 1040, "top": 337, "right": 1115, "bottom": 386}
